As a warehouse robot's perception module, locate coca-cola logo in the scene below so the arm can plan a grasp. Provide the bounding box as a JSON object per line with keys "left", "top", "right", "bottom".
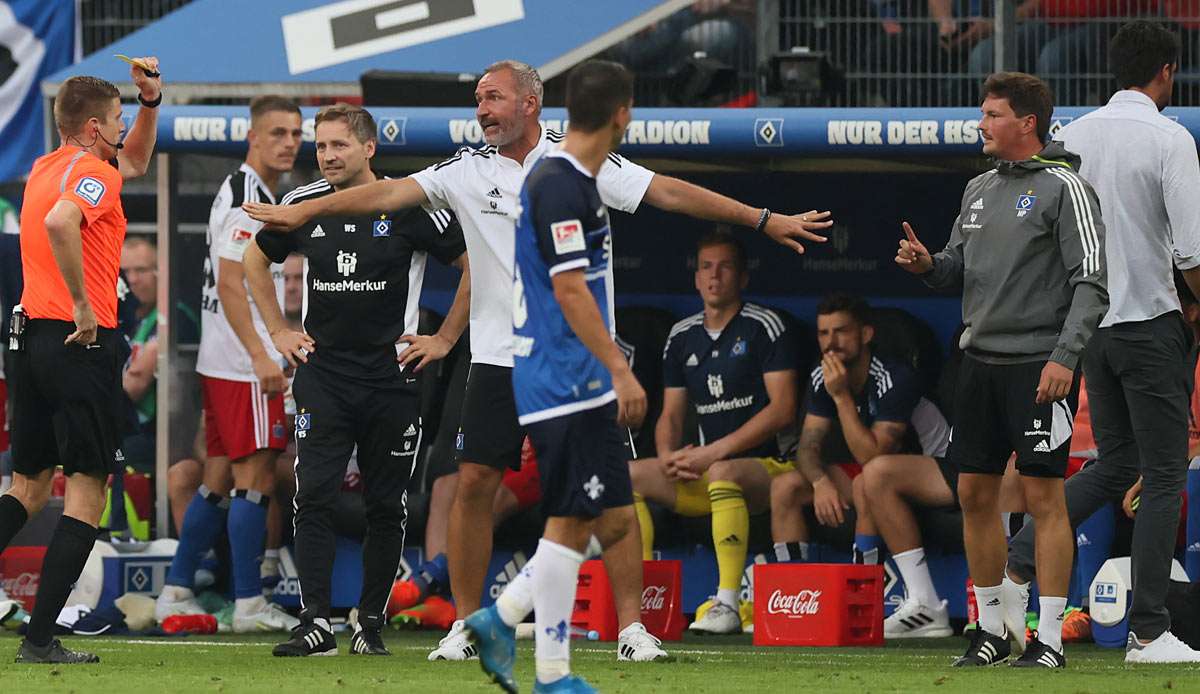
{"left": 1, "top": 572, "right": 39, "bottom": 597}
{"left": 766, "top": 589, "right": 821, "bottom": 618}
{"left": 641, "top": 586, "right": 667, "bottom": 612}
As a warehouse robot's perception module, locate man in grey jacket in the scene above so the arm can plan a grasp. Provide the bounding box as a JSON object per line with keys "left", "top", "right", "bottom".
{"left": 897, "top": 72, "right": 1108, "bottom": 669}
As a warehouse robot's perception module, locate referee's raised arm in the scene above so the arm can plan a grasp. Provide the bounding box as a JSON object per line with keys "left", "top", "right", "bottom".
{"left": 115, "top": 56, "right": 162, "bottom": 180}
{"left": 243, "top": 176, "right": 428, "bottom": 231}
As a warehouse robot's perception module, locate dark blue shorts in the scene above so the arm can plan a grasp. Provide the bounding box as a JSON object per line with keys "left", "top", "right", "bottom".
{"left": 525, "top": 402, "right": 634, "bottom": 519}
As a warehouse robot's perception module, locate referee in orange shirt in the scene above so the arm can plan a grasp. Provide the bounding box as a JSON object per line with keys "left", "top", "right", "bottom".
{"left": 0, "top": 60, "right": 161, "bottom": 664}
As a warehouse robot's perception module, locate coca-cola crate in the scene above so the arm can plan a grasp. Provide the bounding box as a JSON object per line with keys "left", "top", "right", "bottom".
{"left": 571, "top": 559, "right": 684, "bottom": 642}
{"left": 0, "top": 545, "right": 48, "bottom": 612}
{"left": 753, "top": 563, "right": 884, "bottom": 647}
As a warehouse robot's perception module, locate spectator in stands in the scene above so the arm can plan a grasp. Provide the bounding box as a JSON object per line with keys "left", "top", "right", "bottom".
{"left": 630, "top": 230, "right": 798, "bottom": 635}
{"left": 118, "top": 235, "right": 199, "bottom": 474}
{"left": 968, "top": 0, "right": 1129, "bottom": 103}
{"left": 772, "top": 295, "right": 950, "bottom": 566}
{"left": 865, "top": 0, "right": 975, "bottom": 106}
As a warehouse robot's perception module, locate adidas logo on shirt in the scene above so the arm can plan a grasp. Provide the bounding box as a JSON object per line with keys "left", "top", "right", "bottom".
{"left": 311, "top": 224, "right": 326, "bottom": 238}
{"left": 686, "top": 354, "right": 699, "bottom": 367}
{"left": 1034, "top": 440, "right": 1052, "bottom": 453}
{"left": 486, "top": 187, "right": 502, "bottom": 199}
{"left": 970, "top": 198, "right": 985, "bottom": 210}
{"left": 404, "top": 424, "right": 417, "bottom": 436}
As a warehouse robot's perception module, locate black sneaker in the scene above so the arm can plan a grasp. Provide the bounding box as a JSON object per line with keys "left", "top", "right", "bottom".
{"left": 1011, "top": 637, "right": 1066, "bottom": 668}
{"left": 272, "top": 620, "right": 337, "bottom": 657}
{"left": 15, "top": 638, "right": 100, "bottom": 664}
{"left": 952, "top": 624, "right": 1011, "bottom": 666}
{"left": 351, "top": 628, "right": 390, "bottom": 655}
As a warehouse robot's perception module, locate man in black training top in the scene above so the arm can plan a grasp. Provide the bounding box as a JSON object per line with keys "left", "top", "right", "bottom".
{"left": 244, "top": 103, "right": 470, "bottom": 657}
{"left": 898, "top": 72, "right": 1107, "bottom": 669}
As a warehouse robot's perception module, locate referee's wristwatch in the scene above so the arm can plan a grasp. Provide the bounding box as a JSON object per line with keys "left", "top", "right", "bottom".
{"left": 138, "top": 92, "right": 162, "bottom": 108}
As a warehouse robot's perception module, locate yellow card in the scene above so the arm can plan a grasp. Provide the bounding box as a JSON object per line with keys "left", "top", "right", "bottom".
{"left": 114, "top": 54, "right": 156, "bottom": 75}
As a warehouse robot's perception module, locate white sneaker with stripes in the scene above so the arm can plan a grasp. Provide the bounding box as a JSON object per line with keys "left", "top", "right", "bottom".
{"left": 884, "top": 597, "right": 953, "bottom": 639}
{"left": 427, "top": 620, "right": 479, "bottom": 661}
{"left": 617, "top": 623, "right": 670, "bottom": 661}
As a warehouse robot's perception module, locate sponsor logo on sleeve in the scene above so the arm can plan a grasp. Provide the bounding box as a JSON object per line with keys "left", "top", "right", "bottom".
{"left": 551, "top": 219, "right": 584, "bottom": 255}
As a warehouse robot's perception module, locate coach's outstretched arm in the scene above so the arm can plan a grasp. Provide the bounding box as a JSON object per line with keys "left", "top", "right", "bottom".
{"left": 642, "top": 175, "right": 833, "bottom": 254}
{"left": 117, "top": 56, "right": 162, "bottom": 180}
{"left": 243, "top": 177, "right": 429, "bottom": 231}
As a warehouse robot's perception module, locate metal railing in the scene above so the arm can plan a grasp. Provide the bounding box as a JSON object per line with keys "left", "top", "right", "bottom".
{"left": 78, "top": 0, "right": 193, "bottom": 56}
{"left": 598, "top": 0, "right": 761, "bottom": 106}
{"left": 773, "top": 0, "right": 1200, "bottom": 107}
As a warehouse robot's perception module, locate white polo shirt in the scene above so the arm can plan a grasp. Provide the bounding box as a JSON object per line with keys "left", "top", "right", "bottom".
{"left": 1056, "top": 90, "right": 1200, "bottom": 327}
{"left": 411, "top": 127, "right": 654, "bottom": 367}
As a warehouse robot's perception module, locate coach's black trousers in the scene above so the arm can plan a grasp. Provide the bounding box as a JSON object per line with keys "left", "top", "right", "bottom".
{"left": 291, "top": 365, "right": 422, "bottom": 622}
{"left": 1008, "top": 312, "right": 1194, "bottom": 640}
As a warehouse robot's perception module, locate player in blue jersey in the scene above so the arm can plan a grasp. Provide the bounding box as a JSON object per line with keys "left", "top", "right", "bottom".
{"left": 464, "top": 60, "right": 644, "bottom": 694}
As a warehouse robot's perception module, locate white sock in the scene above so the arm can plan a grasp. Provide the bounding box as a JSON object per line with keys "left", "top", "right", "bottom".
{"left": 235, "top": 595, "right": 264, "bottom": 612}
{"left": 160, "top": 585, "right": 195, "bottom": 602}
{"left": 532, "top": 539, "right": 583, "bottom": 685}
{"left": 313, "top": 617, "right": 331, "bottom": 634}
{"left": 495, "top": 555, "right": 538, "bottom": 628}
{"left": 1038, "top": 596, "right": 1067, "bottom": 653}
{"left": 973, "top": 583, "right": 1004, "bottom": 637}
{"left": 893, "top": 548, "right": 939, "bottom": 607}
{"left": 716, "top": 588, "right": 739, "bottom": 610}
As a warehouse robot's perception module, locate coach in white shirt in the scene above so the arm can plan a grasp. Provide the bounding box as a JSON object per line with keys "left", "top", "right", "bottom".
{"left": 245, "top": 59, "right": 833, "bottom": 663}
{"left": 1002, "top": 21, "right": 1200, "bottom": 664}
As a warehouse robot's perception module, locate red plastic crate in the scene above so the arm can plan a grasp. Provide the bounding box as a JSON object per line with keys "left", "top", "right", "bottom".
{"left": 0, "top": 545, "right": 48, "bottom": 612}
{"left": 753, "top": 563, "right": 884, "bottom": 647}
{"left": 571, "top": 559, "right": 684, "bottom": 642}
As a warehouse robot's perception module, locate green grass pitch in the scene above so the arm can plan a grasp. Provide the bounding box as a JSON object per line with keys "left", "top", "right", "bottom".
{"left": 1, "top": 630, "right": 1198, "bottom": 692}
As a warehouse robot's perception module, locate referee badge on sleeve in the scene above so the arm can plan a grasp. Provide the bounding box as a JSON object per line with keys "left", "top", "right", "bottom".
{"left": 74, "top": 177, "right": 106, "bottom": 207}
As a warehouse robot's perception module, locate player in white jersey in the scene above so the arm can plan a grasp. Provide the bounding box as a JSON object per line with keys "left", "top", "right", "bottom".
{"left": 244, "top": 59, "right": 833, "bottom": 662}
{"left": 157, "top": 96, "right": 302, "bottom": 634}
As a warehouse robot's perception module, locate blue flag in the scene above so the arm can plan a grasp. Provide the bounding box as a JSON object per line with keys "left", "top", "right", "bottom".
{"left": 0, "top": 0, "right": 75, "bottom": 183}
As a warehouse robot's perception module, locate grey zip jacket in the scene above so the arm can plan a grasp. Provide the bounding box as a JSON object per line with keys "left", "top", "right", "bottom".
{"left": 923, "top": 142, "right": 1108, "bottom": 370}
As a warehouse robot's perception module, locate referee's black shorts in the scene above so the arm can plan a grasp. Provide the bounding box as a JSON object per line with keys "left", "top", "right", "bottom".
{"left": 9, "top": 319, "right": 124, "bottom": 478}
{"left": 947, "top": 354, "right": 1079, "bottom": 479}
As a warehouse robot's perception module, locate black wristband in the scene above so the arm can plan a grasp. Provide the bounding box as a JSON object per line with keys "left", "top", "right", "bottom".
{"left": 138, "top": 92, "right": 162, "bottom": 108}
{"left": 754, "top": 208, "right": 772, "bottom": 234}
